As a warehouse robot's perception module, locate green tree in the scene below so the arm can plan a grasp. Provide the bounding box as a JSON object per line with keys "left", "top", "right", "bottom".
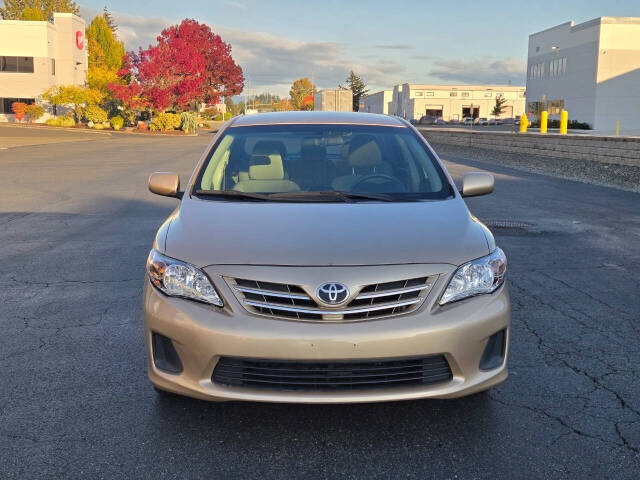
{"left": 0, "top": 0, "right": 79, "bottom": 20}
{"left": 43, "top": 85, "right": 104, "bottom": 123}
{"left": 102, "top": 6, "right": 117, "bottom": 34}
{"left": 86, "top": 13, "right": 125, "bottom": 93}
{"left": 491, "top": 95, "right": 508, "bottom": 118}
{"left": 344, "top": 71, "right": 368, "bottom": 112}
{"left": 289, "top": 77, "right": 316, "bottom": 110}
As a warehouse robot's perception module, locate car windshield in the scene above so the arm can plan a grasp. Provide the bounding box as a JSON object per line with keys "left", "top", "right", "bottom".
{"left": 194, "top": 124, "right": 451, "bottom": 201}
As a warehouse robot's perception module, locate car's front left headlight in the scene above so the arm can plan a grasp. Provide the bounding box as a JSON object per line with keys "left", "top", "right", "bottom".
{"left": 439, "top": 248, "right": 507, "bottom": 305}
{"left": 146, "top": 249, "right": 223, "bottom": 307}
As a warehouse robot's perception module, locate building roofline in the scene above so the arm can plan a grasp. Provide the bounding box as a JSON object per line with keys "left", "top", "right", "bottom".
{"left": 400, "top": 84, "right": 525, "bottom": 90}
{"left": 530, "top": 16, "right": 640, "bottom": 37}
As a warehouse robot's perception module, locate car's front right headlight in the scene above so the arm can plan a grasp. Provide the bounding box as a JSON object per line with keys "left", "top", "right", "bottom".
{"left": 439, "top": 248, "right": 507, "bottom": 305}
{"left": 146, "top": 249, "right": 223, "bottom": 307}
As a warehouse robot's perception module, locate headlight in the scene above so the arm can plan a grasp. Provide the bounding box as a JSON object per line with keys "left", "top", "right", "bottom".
{"left": 146, "top": 249, "right": 223, "bottom": 307}
{"left": 439, "top": 248, "right": 507, "bottom": 305}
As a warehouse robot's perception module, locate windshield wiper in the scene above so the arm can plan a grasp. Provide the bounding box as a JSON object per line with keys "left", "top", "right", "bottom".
{"left": 194, "top": 189, "right": 271, "bottom": 201}
{"left": 268, "top": 191, "right": 398, "bottom": 202}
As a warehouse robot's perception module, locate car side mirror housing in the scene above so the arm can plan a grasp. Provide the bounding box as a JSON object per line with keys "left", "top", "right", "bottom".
{"left": 148, "top": 172, "right": 181, "bottom": 198}
{"left": 460, "top": 172, "right": 494, "bottom": 197}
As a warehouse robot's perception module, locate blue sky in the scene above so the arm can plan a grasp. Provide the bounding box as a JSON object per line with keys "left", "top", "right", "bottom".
{"left": 80, "top": 0, "right": 640, "bottom": 96}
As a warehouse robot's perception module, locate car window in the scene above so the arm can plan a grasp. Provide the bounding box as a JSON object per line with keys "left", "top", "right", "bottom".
{"left": 195, "top": 124, "right": 450, "bottom": 199}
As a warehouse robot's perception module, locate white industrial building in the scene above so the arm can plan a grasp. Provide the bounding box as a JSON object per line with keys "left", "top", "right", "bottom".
{"left": 0, "top": 13, "right": 87, "bottom": 121}
{"left": 526, "top": 17, "right": 640, "bottom": 132}
{"left": 362, "top": 84, "right": 525, "bottom": 122}
{"left": 360, "top": 90, "right": 393, "bottom": 115}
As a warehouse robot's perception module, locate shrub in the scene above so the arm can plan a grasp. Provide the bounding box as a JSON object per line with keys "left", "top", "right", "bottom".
{"left": 122, "top": 109, "right": 137, "bottom": 127}
{"left": 11, "top": 102, "right": 27, "bottom": 123}
{"left": 154, "top": 112, "right": 182, "bottom": 131}
{"left": 110, "top": 116, "right": 124, "bottom": 130}
{"left": 149, "top": 123, "right": 159, "bottom": 131}
{"left": 137, "top": 121, "right": 147, "bottom": 130}
{"left": 24, "top": 104, "right": 44, "bottom": 122}
{"left": 201, "top": 108, "right": 217, "bottom": 119}
{"left": 93, "top": 123, "right": 105, "bottom": 130}
{"left": 84, "top": 105, "right": 108, "bottom": 124}
{"left": 45, "top": 116, "right": 76, "bottom": 127}
{"left": 180, "top": 111, "right": 197, "bottom": 134}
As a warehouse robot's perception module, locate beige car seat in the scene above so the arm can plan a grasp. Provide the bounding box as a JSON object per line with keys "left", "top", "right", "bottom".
{"left": 233, "top": 154, "right": 300, "bottom": 193}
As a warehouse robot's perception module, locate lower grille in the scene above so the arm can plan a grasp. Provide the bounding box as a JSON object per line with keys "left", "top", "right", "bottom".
{"left": 212, "top": 355, "right": 452, "bottom": 391}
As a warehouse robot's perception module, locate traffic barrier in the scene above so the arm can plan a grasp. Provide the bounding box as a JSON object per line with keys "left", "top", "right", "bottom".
{"left": 560, "top": 110, "right": 568, "bottom": 135}
{"left": 540, "top": 111, "right": 548, "bottom": 134}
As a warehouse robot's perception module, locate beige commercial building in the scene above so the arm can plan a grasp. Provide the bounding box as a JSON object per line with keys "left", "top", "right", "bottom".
{"left": 526, "top": 17, "right": 640, "bottom": 132}
{"left": 380, "top": 84, "right": 526, "bottom": 122}
{"left": 0, "top": 13, "right": 87, "bottom": 121}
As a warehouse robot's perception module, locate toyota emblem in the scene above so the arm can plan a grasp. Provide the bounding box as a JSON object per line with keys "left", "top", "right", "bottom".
{"left": 317, "top": 282, "right": 349, "bottom": 305}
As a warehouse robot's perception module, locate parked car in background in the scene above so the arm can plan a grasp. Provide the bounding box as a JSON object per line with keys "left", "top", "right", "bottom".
{"left": 477, "top": 118, "right": 489, "bottom": 126}
{"left": 488, "top": 118, "right": 498, "bottom": 125}
{"left": 144, "top": 111, "right": 510, "bottom": 403}
{"left": 434, "top": 117, "right": 447, "bottom": 125}
{"left": 418, "top": 115, "right": 437, "bottom": 125}
{"left": 501, "top": 118, "right": 515, "bottom": 125}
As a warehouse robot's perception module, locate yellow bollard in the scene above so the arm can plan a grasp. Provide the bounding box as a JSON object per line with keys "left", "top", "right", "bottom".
{"left": 616, "top": 120, "right": 620, "bottom": 136}
{"left": 560, "top": 110, "right": 568, "bottom": 135}
{"left": 540, "top": 111, "right": 548, "bottom": 134}
{"left": 519, "top": 113, "right": 528, "bottom": 133}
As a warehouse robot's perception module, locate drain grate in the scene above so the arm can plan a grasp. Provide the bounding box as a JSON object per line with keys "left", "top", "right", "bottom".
{"left": 483, "top": 219, "right": 533, "bottom": 229}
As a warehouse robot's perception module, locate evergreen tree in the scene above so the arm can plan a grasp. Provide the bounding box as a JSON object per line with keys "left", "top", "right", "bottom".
{"left": 103, "top": 6, "right": 117, "bottom": 34}
{"left": 344, "top": 71, "right": 369, "bottom": 112}
{"left": 491, "top": 95, "right": 508, "bottom": 117}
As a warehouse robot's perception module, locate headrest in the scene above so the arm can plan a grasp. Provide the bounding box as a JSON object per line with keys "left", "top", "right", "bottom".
{"left": 347, "top": 135, "right": 383, "bottom": 167}
{"left": 301, "top": 144, "right": 326, "bottom": 163}
{"left": 253, "top": 140, "right": 286, "bottom": 158}
{"left": 249, "top": 155, "right": 284, "bottom": 180}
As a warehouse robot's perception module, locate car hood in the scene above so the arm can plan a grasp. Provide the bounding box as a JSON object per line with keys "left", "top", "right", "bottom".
{"left": 163, "top": 196, "right": 490, "bottom": 267}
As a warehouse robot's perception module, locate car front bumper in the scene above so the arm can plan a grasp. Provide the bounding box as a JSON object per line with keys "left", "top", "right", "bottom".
{"left": 142, "top": 270, "right": 510, "bottom": 403}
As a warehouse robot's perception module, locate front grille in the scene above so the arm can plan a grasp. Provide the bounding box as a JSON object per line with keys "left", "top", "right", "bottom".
{"left": 212, "top": 355, "right": 452, "bottom": 391}
{"left": 228, "top": 276, "right": 434, "bottom": 322}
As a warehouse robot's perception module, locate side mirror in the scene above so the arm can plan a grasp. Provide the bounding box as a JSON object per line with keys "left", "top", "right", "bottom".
{"left": 460, "top": 172, "right": 494, "bottom": 197}
{"left": 148, "top": 172, "right": 181, "bottom": 198}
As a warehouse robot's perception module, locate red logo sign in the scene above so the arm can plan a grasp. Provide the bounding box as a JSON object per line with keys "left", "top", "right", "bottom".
{"left": 76, "top": 31, "right": 84, "bottom": 50}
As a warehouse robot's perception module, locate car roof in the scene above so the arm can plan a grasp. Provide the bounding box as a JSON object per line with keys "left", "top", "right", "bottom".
{"left": 230, "top": 111, "right": 406, "bottom": 127}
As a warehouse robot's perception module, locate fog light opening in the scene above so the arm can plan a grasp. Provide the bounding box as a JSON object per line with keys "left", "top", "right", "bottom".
{"left": 152, "top": 332, "right": 183, "bottom": 374}
{"left": 479, "top": 329, "right": 506, "bottom": 371}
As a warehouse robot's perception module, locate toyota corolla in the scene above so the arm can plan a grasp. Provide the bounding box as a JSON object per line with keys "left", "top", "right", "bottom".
{"left": 144, "top": 111, "right": 509, "bottom": 403}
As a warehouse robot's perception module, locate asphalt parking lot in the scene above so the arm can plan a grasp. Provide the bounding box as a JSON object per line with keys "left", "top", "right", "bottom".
{"left": 1, "top": 125, "right": 639, "bottom": 479}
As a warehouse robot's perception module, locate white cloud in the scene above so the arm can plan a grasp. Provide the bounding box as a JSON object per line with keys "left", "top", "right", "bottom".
{"left": 78, "top": 8, "right": 405, "bottom": 96}
{"left": 429, "top": 58, "right": 526, "bottom": 85}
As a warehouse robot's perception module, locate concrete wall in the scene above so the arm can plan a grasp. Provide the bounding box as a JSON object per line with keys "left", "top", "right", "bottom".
{"left": 418, "top": 128, "right": 640, "bottom": 167}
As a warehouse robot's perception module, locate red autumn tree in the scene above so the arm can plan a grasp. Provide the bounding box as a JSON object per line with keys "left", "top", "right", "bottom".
{"left": 109, "top": 19, "right": 244, "bottom": 111}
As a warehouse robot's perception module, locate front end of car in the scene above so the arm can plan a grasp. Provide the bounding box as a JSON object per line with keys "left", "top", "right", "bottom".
{"left": 143, "top": 246, "right": 509, "bottom": 403}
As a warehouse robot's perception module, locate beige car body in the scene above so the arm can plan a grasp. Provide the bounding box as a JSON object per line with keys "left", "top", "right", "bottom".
{"left": 144, "top": 112, "right": 509, "bottom": 403}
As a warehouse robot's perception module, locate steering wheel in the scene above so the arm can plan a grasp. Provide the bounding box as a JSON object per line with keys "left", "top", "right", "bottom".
{"left": 351, "top": 173, "right": 405, "bottom": 192}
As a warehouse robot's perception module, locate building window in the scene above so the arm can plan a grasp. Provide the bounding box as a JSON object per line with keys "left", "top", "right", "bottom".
{"left": 51, "top": 58, "right": 55, "bottom": 76}
{"left": 528, "top": 63, "right": 545, "bottom": 80}
{"left": 414, "top": 91, "right": 423, "bottom": 97}
{"left": 548, "top": 99, "right": 565, "bottom": 115}
{"left": 484, "top": 92, "right": 492, "bottom": 97}
{"left": 449, "top": 92, "right": 457, "bottom": 97}
{"left": 1, "top": 98, "right": 35, "bottom": 113}
{"left": 1, "top": 56, "right": 34, "bottom": 73}
{"left": 425, "top": 91, "right": 434, "bottom": 96}
{"left": 461, "top": 92, "right": 469, "bottom": 97}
